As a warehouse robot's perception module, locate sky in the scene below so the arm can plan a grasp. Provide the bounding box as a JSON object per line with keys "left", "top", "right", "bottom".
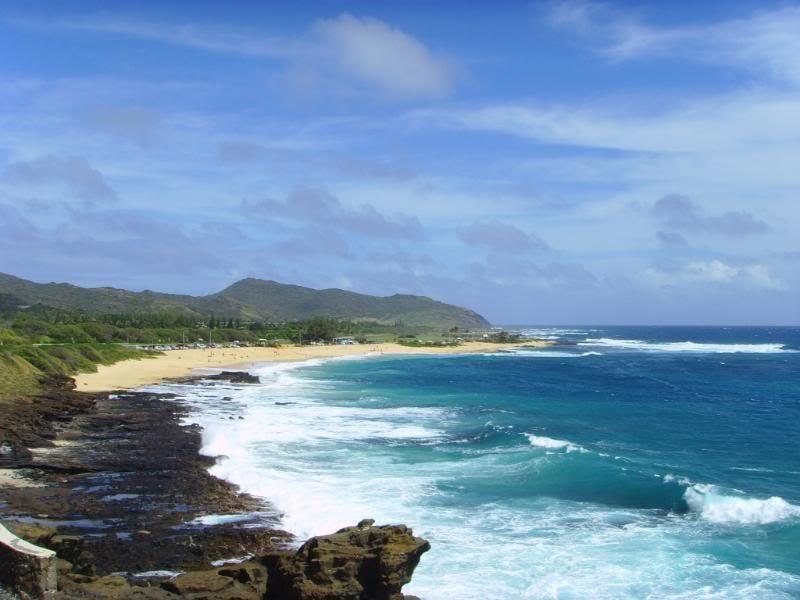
{"left": 0, "top": 0, "right": 798, "bottom": 325}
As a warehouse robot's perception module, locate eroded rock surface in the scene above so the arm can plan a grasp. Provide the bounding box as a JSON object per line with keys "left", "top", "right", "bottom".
{"left": 264, "top": 519, "right": 430, "bottom": 600}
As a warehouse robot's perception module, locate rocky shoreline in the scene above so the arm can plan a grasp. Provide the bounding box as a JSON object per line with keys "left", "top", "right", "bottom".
{"left": 0, "top": 374, "right": 429, "bottom": 598}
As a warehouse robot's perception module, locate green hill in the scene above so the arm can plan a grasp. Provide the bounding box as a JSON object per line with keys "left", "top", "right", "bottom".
{"left": 0, "top": 273, "right": 490, "bottom": 329}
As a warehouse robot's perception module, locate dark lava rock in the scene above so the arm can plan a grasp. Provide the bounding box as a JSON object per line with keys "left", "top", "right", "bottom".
{"left": 205, "top": 371, "right": 260, "bottom": 384}
{"left": 264, "top": 520, "right": 430, "bottom": 600}
{"left": 1, "top": 377, "right": 431, "bottom": 599}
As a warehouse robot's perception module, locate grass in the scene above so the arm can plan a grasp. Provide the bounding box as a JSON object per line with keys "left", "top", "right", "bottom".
{"left": 0, "top": 352, "right": 41, "bottom": 402}
{"left": 0, "top": 343, "right": 154, "bottom": 401}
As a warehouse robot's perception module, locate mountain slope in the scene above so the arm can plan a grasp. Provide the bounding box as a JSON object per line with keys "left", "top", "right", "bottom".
{"left": 0, "top": 273, "right": 491, "bottom": 329}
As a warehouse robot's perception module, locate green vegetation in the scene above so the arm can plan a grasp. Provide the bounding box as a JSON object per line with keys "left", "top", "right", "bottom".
{"left": 0, "top": 341, "right": 151, "bottom": 401}
{"left": 0, "top": 272, "right": 507, "bottom": 402}
{"left": 2, "top": 310, "right": 447, "bottom": 347}
{"left": 484, "top": 330, "right": 523, "bottom": 343}
{"left": 397, "top": 339, "right": 461, "bottom": 348}
{"left": 0, "top": 272, "right": 491, "bottom": 329}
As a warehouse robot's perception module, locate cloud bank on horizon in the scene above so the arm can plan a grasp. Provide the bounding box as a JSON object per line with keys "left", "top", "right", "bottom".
{"left": 0, "top": 0, "right": 797, "bottom": 324}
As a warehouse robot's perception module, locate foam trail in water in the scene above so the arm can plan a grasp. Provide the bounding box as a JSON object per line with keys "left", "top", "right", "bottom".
{"left": 580, "top": 338, "right": 794, "bottom": 353}
{"left": 684, "top": 484, "right": 800, "bottom": 524}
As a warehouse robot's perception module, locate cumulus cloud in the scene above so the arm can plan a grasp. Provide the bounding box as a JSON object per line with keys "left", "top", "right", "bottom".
{"left": 644, "top": 260, "right": 784, "bottom": 290}
{"left": 457, "top": 219, "right": 550, "bottom": 253}
{"left": 244, "top": 187, "right": 423, "bottom": 239}
{"left": 652, "top": 194, "right": 769, "bottom": 236}
{"left": 0, "top": 203, "right": 228, "bottom": 279}
{"left": 2, "top": 155, "right": 118, "bottom": 204}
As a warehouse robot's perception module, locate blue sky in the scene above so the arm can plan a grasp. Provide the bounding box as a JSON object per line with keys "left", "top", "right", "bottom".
{"left": 1, "top": 1, "right": 798, "bottom": 324}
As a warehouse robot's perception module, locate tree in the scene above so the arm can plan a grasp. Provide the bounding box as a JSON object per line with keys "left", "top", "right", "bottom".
{"left": 302, "top": 317, "right": 338, "bottom": 343}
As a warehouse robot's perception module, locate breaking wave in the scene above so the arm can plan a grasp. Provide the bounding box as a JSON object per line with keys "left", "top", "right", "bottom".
{"left": 579, "top": 338, "right": 794, "bottom": 353}
{"left": 684, "top": 484, "right": 800, "bottom": 525}
{"left": 525, "top": 433, "right": 585, "bottom": 453}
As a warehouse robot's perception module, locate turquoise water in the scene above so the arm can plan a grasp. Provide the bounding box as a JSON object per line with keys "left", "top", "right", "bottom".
{"left": 169, "top": 327, "right": 800, "bottom": 599}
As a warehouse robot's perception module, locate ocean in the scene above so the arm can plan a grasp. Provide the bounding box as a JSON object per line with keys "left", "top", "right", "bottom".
{"left": 155, "top": 326, "right": 800, "bottom": 599}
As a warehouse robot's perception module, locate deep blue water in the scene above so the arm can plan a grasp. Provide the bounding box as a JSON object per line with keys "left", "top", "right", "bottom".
{"left": 171, "top": 326, "right": 800, "bottom": 599}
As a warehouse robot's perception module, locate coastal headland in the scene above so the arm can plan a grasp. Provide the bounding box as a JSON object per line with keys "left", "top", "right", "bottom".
{"left": 74, "top": 341, "right": 541, "bottom": 392}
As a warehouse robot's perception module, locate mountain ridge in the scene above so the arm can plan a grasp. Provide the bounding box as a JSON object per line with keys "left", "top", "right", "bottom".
{"left": 0, "top": 272, "right": 491, "bottom": 329}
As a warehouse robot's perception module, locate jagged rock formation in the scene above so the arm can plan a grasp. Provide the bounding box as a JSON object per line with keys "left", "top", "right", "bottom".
{"left": 264, "top": 519, "right": 430, "bottom": 600}
{"left": 1, "top": 521, "right": 429, "bottom": 599}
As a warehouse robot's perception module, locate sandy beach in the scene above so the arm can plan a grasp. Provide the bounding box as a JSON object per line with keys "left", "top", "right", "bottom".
{"left": 74, "top": 341, "right": 544, "bottom": 392}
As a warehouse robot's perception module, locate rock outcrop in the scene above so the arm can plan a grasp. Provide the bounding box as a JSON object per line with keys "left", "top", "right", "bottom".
{"left": 205, "top": 371, "right": 261, "bottom": 384}
{"left": 264, "top": 519, "right": 430, "bottom": 600}
{"left": 0, "top": 523, "right": 58, "bottom": 599}
{"left": 57, "top": 563, "right": 267, "bottom": 599}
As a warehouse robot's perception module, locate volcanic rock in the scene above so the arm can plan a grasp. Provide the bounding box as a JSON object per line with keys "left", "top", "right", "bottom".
{"left": 263, "top": 520, "right": 430, "bottom": 600}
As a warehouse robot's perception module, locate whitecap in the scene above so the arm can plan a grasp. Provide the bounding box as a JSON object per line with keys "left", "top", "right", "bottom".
{"left": 684, "top": 484, "right": 800, "bottom": 525}
{"left": 525, "top": 433, "right": 585, "bottom": 453}
{"left": 579, "top": 338, "right": 794, "bottom": 354}
{"left": 492, "top": 350, "right": 603, "bottom": 358}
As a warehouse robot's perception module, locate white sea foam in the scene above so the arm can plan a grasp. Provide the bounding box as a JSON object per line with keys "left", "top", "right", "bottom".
{"left": 518, "top": 327, "right": 597, "bottom": 339}
{"left": 188, "top": 514, "right": 254, "bottom": 526}
{"left": 525, "top": 433, "right": 585, "bottom": 453}
{"left": 210, "top": 555, "right": 252, "bottom": 566}
{"left": 579, "top": 338, "right": 794, "bottom": 353}
{"left": 663, "top": 474, "right": 693, "bottom": 486}
{"left": 161, "top": 354, "right": 800, "bottom": 599}
{"left": 491, "top": 350, "right": 603, "bottom": 358}
{"left": 684, "top": 484, "right": 800, "bottom": 525}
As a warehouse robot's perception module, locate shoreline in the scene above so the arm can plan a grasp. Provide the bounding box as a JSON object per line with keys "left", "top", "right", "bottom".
{"left": 0, "top": 375, "right": 429, "bottom": 598}
{"left": 75, "top": 341, "right": 545, "bottom": 392}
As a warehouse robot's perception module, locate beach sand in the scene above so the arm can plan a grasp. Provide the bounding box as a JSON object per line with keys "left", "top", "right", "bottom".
{"left": 74, "top": 341, "right": 543, "bottom": 392}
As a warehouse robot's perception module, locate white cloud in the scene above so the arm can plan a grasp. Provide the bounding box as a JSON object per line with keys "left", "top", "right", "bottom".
{"left": 457, "top": 219, "right": 550, "bottom": 252}
{"left": 644, "top": 260, "right": 784, "bottom": 290}
{"left": 312, "top": 14, "right": 455, "bottom": 99}
{"left": 549, "top": 2, "right": 800, "bottom": 86}
{"left": 2, "top": 154, "right": 119, "bottom": 204}
{"left": 416, "top": 91, "right": 800, "bottom": 154}
{"left": 30, "top": 13, "right": 456, "bottom": 100}
{"left": 46, "top": 18, "right": 295, "bottom": 59}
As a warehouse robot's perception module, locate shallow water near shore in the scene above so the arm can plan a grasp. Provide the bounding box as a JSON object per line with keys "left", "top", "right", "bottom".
{"left": 156, "top": 326, "right": 800, "bottom": 599}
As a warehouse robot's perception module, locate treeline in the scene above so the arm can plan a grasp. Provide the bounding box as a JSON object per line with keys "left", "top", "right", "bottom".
{"left": 0, "top": 310, "right": 429, "bottom": 347}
